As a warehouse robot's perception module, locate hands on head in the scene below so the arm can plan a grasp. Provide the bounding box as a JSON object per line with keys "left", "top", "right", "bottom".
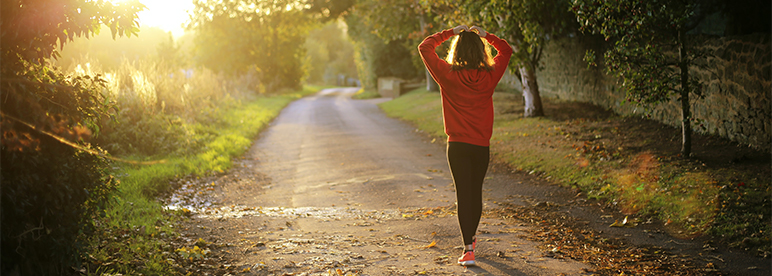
{"left": 470, "top": 26, "right": 487, "bottom": 38}
{"left": 452, "top": 25, "right": 469, "bottom": 34}
{"left": 452, "top": 25, "right": 487, "bottom": 38}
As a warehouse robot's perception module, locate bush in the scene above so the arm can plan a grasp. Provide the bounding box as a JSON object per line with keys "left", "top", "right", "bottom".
{"left": 87, "top": 59, "right": 231, "bottom": 158}
{"left": 1, "top": 63, "right": 118, "bottom": 275}
{"left": 1, "top": 139, "right": 117, "bottom": 275}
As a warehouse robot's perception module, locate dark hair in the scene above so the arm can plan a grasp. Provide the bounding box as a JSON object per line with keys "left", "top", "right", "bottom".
{"left": 446, "top": 31, "right": 494, "bottom": 71}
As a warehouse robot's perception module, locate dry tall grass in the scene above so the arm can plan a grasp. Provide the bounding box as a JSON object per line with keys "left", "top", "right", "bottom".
{"left": 66, "top": 55, "right": 259, "bottom": 157}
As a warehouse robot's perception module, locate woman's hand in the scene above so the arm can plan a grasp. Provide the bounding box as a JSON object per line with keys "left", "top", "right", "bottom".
{"left": 470, "top": 26, "right": 487, "bottom": 38}
{"left": 453, "top": 25, "right": 469, "bottom": 35}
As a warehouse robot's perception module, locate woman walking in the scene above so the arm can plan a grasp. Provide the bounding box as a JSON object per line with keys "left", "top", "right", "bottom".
{"left": 418, "top": 25, "right": 512, "bottom": 266}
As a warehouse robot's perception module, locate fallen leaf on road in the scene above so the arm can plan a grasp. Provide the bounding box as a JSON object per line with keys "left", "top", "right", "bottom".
{"left": 433, "top": 255, "right": 450, "bottom": 264}
{"left": 609, "top": 216, "right": 638, "bottom": 228}
{"left": 425, "top": 241, "right": 437, "bottom": 248}
{"left": 195, "top": 238, "right": 208, "bottom": 247}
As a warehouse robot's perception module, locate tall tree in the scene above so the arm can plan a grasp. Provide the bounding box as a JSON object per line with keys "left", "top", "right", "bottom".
{"left": 189, "top": 0, "right": 312, "bottom": 91}
{"left": 309, "top": 0, "right": 440, "bottom": 91}
{"left": 304, "top": 21, "right": 358, "bottom": 85}
{"left": 423, "top": 0, "right": 574, "bottom": 117}
{"left": 351, "top": 0, "right": 442, "bottom": 91}
{"left": 343, "top": 9, "right": 421, "bottom": 91}
{"left": 572, "top": 0, "right": 712, "bottom": 156}
{"left": 306, "top": 0, "right": 357, "bottom": 19}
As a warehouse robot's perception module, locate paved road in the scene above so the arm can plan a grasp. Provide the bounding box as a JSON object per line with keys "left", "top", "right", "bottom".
{"left": 182, "top": 87, "right": 591, "bottom": 275}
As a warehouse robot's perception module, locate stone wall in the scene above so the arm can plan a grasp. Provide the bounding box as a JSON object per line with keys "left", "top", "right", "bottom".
{"left": 533, "top": 33, "right": 771, "bottom": 151}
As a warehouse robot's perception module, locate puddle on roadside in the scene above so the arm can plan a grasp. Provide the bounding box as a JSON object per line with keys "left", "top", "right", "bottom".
{"left": 163, "top": 177, "right": 217, "bottom": 213}
{"left": 162, "top": 172, "right": 456, "bottom": 222}
{"left": 162, "top": 179, "right": 401, "bottom": 220}
{"left": 194, "top": 205, "right": 400, "bottom": 220}
{"left": 162, "top": 172, "right": 451, "bottom": 222}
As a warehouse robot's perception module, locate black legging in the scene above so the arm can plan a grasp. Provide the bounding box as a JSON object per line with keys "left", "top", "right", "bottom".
{"left": 446, "top": 142, "right": 490, "bottom": 246}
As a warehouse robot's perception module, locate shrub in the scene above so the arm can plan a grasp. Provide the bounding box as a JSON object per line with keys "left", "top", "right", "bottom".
{"left": 1, "top": 63, "right": 119, "bottom": 275}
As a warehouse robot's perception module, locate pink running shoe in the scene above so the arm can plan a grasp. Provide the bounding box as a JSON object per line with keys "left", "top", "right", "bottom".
{"left": 457, "top": 251, "right": 476, "bottom": 266}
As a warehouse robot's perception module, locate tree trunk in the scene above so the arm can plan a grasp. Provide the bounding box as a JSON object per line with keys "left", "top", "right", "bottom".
{"left": 519, "top": 65, "right": 544, "bottom": 117}
{"left": 426, "top": 67, "right": 439, "bottom": 91}
{"left": 417, "top": 11, "right": 438, "bottom": 92}
{"left": 678, "top": 30, "right": 692, "bottom": 156}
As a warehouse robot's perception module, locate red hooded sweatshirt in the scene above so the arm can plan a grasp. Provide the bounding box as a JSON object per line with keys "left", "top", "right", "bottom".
{"left": 419, "top": 29, "right": 513, "bottom": 147}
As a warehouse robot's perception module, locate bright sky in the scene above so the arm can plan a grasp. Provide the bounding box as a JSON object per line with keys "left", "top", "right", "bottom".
{"left": 133, "top": 0, "right": 195, "bottom": 37}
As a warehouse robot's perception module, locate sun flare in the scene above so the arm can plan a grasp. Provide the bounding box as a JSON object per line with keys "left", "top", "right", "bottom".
{"left": 109, "top": 0, "right": 194, "bottom": 37}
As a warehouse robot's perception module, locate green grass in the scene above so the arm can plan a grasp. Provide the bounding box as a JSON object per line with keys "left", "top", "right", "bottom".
{"left": 379, "top": 88, "right": 445, "bottom": 138}
{"left": 84, "top": 86, "right": 321, "bottom": 275}
{"left": 378, "top": 88, "right": 770, "bottom": 256}
{"left": 351, "top": 88, "right": 381, "bottom": 100}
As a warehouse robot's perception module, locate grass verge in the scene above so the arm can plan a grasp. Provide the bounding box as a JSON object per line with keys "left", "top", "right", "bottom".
{"left": 379, "top": 88, "right": 770, "bottom": 257}
{"left": 82, "top": 86, "right": 322, "bottom": 275}
{"left": 350, "top": 88, "right": 381, "bottom": 100}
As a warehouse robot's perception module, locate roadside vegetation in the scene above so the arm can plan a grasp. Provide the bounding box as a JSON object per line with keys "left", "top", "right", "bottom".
{"left": 48, "top": 22, "right": 325, "bottom": 276}
{"left": 1, "top": 1, "right": 337, "bottom": 274}
{"left": 351, "top": 88, "right": 382, "bottom": 100}
{"left": 82, "top": 84, "right": 321, "bottom": 275}
{"left": 380, "top": 88, "right": 771, "bottom": 258}
{"left": 55, "top": 34, "right": 324, "bottom": 275}
{"left": 70, "top": 48, "right": 325, "bottom": 274}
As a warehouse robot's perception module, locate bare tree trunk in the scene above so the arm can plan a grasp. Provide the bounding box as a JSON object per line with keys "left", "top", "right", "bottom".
{"left": 519, "top": 65, "right": 544, "bottom": 117}
{"left": 426, "top": 67, "right": 439, "bottom": 91}
{"left": 678, "top": 30, "right": 692, "bottom": 156}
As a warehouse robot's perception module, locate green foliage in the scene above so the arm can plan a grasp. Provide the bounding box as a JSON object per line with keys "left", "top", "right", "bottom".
{"left": 572, "top": 0, "right": 701, "bottom": 105}
{"left": 55, "top": 26, "right": 180, "bottom": 71}
{"left": 307, "top": 0, "right": 436, "bottom": 90}
{"left": 1, "top": 0, "right": 144, "bottom": 67}
{"left": 358, "top": 0, "right": 442, "bottom": 81}
{"left": 306, "top": 0, "right": 357, "bottom": 19}
{"left": 1, "top": 1, "right": 143, "bottom": 273}
{"left": 353, "top": 0, "right": 427, "bottom": 42}
{"left": 304, "top": 21, "right": 358, "bottom": 85}
{"left": 189, "top": 0, "right": 313, "bottom": 91}
{"left": 1, "top": 136, "right": 118, "bottom": 275}
{"left": 374, "top": 40, "right": 423, "bottom": 79}
{"left": 342, "top": 3, "right": 425, "bottom": 90}
{"left": 572, "top": 0, "right": 707, "bottom": 154}
{"left": 87, "top": 58, "right": 231, "bottom": 157}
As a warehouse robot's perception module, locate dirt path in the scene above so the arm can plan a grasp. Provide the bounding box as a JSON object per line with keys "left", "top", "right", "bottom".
{"left": 168, "top": 88, "right": 769, "bottom": 275}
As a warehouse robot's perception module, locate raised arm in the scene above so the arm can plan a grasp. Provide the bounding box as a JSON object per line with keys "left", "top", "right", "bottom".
{"left": 418, "top": 26, "right": 466, "bottom": 85}
{"left": 481, "top": 30, "right": 513, "bottom": 81}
